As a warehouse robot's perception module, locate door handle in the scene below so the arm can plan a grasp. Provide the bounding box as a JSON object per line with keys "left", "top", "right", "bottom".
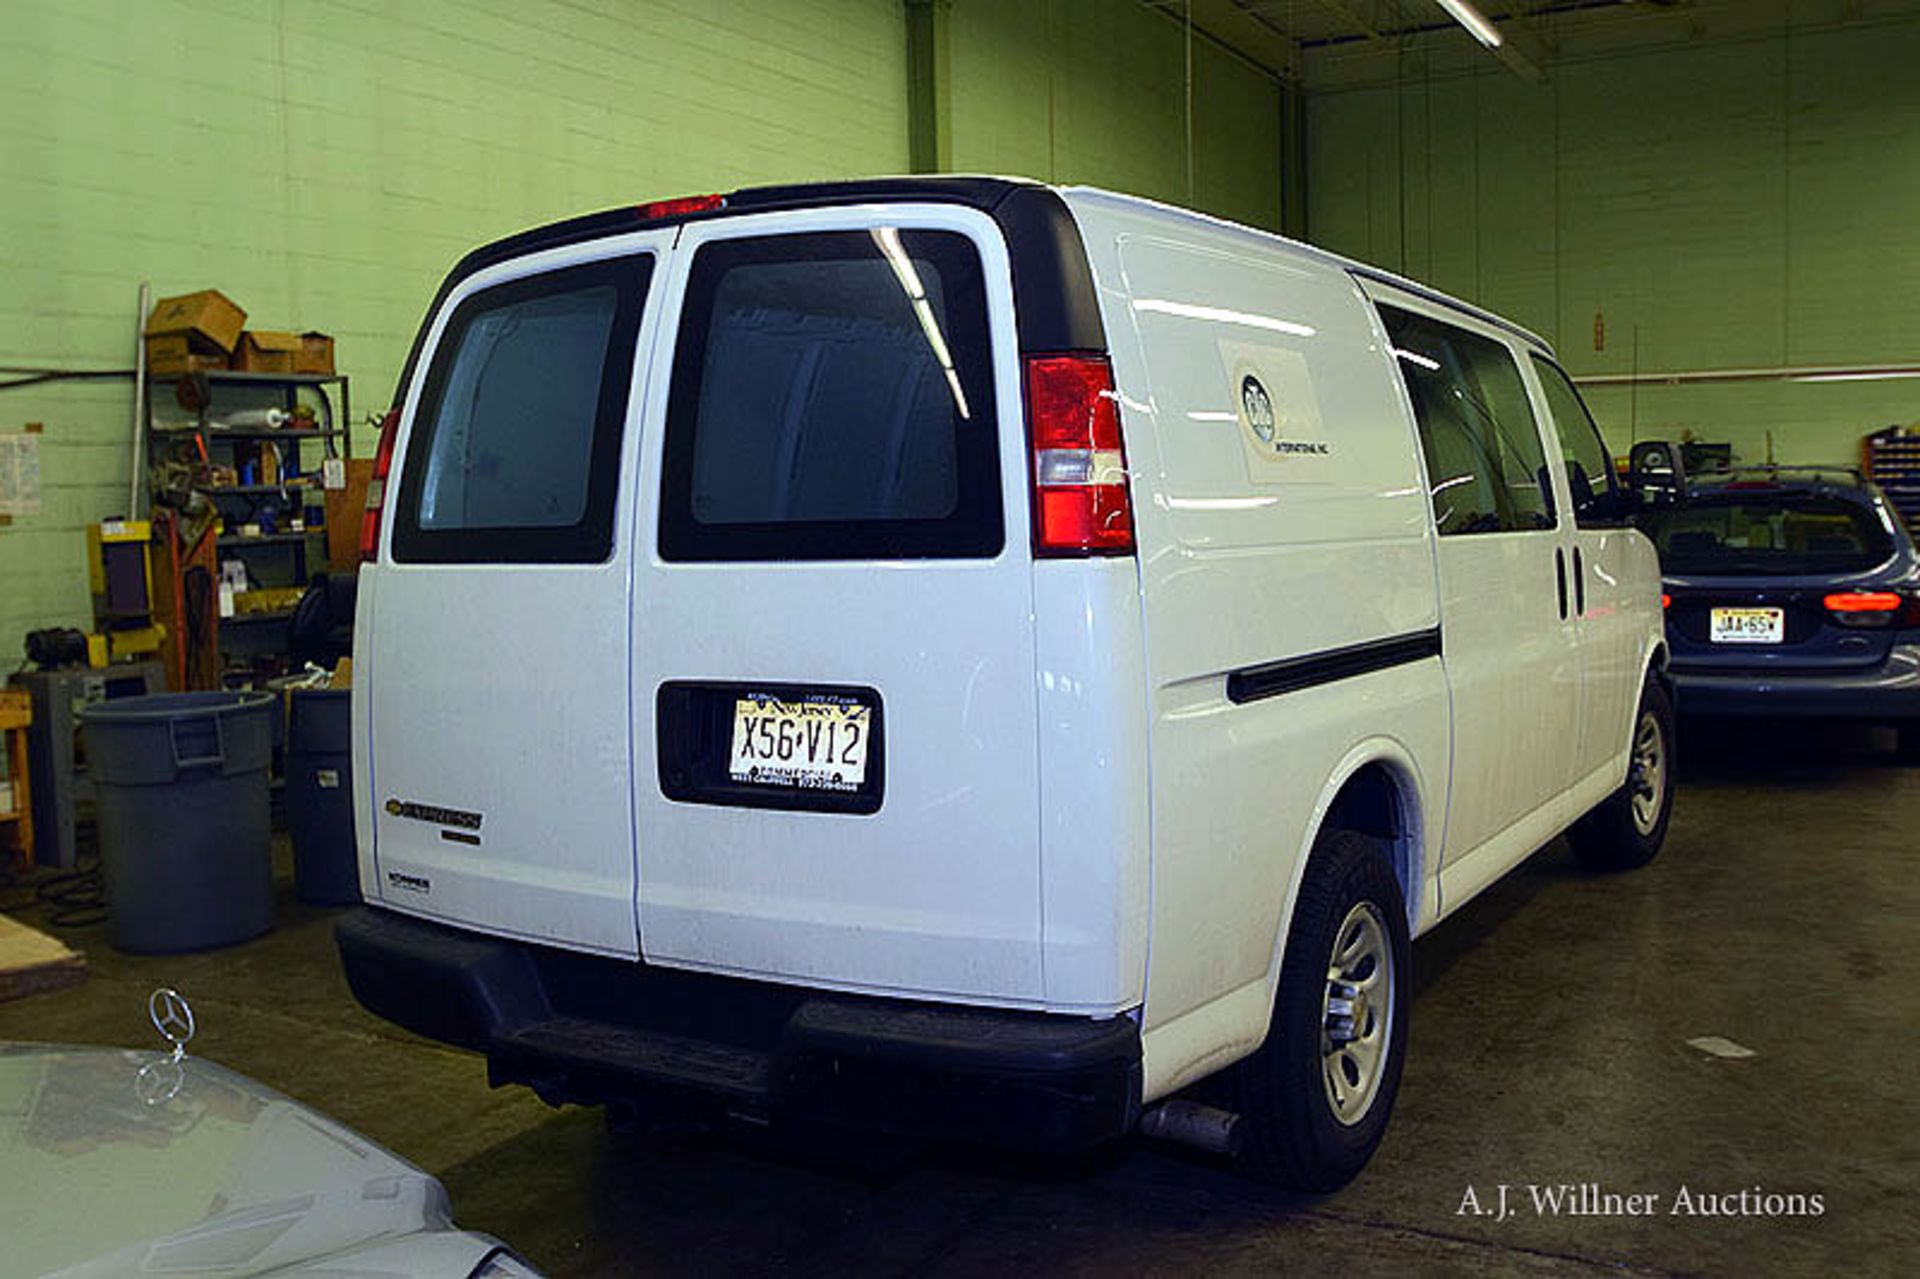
{"left": 1554, "top": 547, "right": 1568, "bottom": 620}
{"left": 1573, "top": 547, "right": 1586, "bottom": 617}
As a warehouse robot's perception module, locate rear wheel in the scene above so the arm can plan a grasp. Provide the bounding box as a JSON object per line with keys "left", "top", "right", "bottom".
{"left": 1231, "top": 828, "right": 1409, "bottom": 1191}
{"left": 1568, "top": 677, "right": 1675, "bottom": 871}
{"left": 1897, "top": 722, "right": 1920, "bottom": 764}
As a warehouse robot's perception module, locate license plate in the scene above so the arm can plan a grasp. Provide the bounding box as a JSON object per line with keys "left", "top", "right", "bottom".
{"left": 729, "top": 694, "right": 871, "bottom": 792}
{"left": 1710, "top": 606, "right": 1784, "bottom": 644}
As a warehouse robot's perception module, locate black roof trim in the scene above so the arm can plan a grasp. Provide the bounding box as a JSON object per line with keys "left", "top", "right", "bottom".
{"left": 1350, "top": 265, "right": 1550, "bottom": 354}
{"left": 391, "top": 178, "right": 1106, "bottom": 407}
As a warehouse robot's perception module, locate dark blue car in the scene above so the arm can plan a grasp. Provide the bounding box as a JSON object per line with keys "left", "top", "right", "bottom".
{"left": 1638, "top": 467, "right": 1920, "bottom": 756}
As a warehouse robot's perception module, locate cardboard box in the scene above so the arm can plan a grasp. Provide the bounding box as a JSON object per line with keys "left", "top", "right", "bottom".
{"left": 233, "top": 330, "right": 302, "bottom": 373}
{"left": 145, "top": 290, "right": 246, "bottom": 354}
{"left": 324, "top": 457, "right": 375, "bottom": 568}
{"left": 145, "top": 334, "right": 228, "bottom": 376}
{"left": 295, "top": 331, "right": 335, "bottom": 375}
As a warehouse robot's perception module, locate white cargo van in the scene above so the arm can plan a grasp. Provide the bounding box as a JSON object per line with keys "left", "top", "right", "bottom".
{"left": 338, "top": 178, "right": 1672, "bottom": 1190}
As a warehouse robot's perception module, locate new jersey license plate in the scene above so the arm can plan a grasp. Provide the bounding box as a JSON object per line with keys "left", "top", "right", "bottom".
{"left": 729, "top": 695, "right": 871, "bottom": 791}
{"left": 1709, "top": 606, "right": 1784, "bottom": 644}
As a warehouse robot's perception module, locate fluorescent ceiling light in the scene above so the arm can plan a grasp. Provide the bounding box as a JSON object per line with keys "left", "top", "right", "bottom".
{"left": 1435, "top": 0, "right": 1503, "bottom": 48}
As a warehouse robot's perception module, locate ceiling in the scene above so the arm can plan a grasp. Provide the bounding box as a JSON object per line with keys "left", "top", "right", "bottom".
{"left": 1139, "top": 0, "right": 1920, "bottom": 90}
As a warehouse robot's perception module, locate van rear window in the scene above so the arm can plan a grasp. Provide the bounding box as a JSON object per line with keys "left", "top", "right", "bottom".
{"left": 658, "top": 229, "right": 1002, "bottom": 561}
{"left": 393, "top": 255, "right": 651, "bottom": 564}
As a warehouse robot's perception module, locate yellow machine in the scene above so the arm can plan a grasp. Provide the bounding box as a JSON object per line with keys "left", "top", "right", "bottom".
{"left": 85, "top": 520, "right": 166, "bottom": 665}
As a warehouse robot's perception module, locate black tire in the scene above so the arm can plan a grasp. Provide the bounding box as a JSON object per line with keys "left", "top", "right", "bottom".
{"left": 1896, "top": 722, "right": 1920, "bottom": 764}
{"left": 1231, "top": 828, "right": 1409, "bottom": 1192}
{"left": 1568, "top": 677, "right": 1676, "bottom": 871}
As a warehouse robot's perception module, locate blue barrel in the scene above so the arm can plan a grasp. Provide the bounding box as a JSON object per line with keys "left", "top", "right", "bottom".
{"left": 79, "top": 691, "right": 275, "bottom": 953}
{"left": 286, "top": 689, "right": 359, "bottom": 905}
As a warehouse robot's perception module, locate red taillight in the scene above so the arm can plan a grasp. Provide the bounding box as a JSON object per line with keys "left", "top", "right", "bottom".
{"left": 1661, "top": 593, "right": 1672, "bottom": 609}
{"left": 359, "top": 408, "right": 401, "bottom": 561}
{"left": 636, "top": 194, "right": 724, "bottom": 221}
{"left": 1025, "top": 354, "right": 1133, "bottom": 556}
{"left": 1823, "top": 591, "right": 1902, "bottom": 613}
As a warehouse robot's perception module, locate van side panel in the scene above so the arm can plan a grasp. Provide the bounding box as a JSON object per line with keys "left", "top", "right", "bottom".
{"left": 1061, "top": 191, "right": 1451, "bottom": 1090}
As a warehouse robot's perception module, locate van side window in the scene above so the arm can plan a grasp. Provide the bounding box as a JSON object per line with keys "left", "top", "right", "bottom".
{"left": 1531, "top": 356, "right": 1624, "bottom": 526}
{"left": 659, "top": 229, "right": 1002, "bottom": 562}
{"left": 393, "top": 256, "right": 652, "bottom": 564}
{"left": 1379, "top": 305, "right": 1555, "bottom": 536}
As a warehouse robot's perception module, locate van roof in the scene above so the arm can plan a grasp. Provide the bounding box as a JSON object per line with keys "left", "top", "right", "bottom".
{"left": 1055, "top": 185, "right": 1552, "bottom": 354}
{"left": 394, "top": 177, "right": 1549, "bottom": 405}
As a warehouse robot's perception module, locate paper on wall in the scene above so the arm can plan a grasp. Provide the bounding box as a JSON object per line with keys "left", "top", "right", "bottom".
{"left": 0, "top": 432, "right": 40, "bottom": 515}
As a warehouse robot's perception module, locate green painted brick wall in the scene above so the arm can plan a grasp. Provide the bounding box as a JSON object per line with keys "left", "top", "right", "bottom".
{"left": 0, "top": 0, "right": 911, "bottom": 656}
{"left": 1306, "top": 21, "right": 1920, "bottom": 469}
{"left": 948, "top": 0, "right": 1284, "bottom": 232}
{"left": 0, "top": 0, "right": 1288, "bottom": 662}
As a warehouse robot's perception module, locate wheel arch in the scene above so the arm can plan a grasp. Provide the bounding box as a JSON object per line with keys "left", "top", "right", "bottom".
{"left": 1256, "top": 741, "right": 1429, "bottom": 1040}
{"left": 1646, "top": 638, "right": 1672, "bottom": 689}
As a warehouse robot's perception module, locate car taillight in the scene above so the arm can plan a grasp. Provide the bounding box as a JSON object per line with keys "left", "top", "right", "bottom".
{"left": 1661, "top": 593, "right": 1672, "bottom": 610}
{"left": 1824, "top": 591, "right": 1902, "bottom": 613}
{"left": 1822, "top": 590, "right": 1919, "bottom": 629}
{"left": 359, "top": 408, "right": 401, "bottom": 562}
{"left": 1025, "top": 354, "right": 1133, "bottom": 556}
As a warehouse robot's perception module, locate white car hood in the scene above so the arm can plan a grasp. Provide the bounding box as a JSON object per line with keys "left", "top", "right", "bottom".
{"left": 0, "top": 1044, "right": 516, "bottom": 1277}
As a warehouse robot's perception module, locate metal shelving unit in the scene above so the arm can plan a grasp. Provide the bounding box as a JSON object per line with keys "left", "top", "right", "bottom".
{"left": 1864, "top": 428, "right": 1920, "bottom": 538}
{"left": 143, "top": 370, "right": 352, "bottom": 685}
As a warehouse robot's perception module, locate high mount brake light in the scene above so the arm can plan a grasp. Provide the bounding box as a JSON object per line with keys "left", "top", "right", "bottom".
{"left": 360, "top": 408, "right": 401, "bottom": 561}
{"left": 1024, "top": 354, "right": 1134, "bottom": 556}
{"left": 635, "top": 194, "right": 725, "bottom": 221}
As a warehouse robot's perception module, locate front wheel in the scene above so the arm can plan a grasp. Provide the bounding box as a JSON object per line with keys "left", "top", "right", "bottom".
{"left": 1568, "top": 677, "right": 1676, "bottom": 871}
{"left": 1230, "top": 829, "right": 1410, "bottom": 1191}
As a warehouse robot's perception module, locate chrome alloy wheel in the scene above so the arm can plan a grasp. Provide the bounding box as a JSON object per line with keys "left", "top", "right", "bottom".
{"left": 1629, "top": 708, "right": 1667, "bottom": 837}
{"left": 1321, "top": 901, "right": 1395, "bottom": 1126}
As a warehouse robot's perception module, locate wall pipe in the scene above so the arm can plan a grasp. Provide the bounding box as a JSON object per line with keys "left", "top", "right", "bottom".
{"left": 1577, "top": 363, "right": 1920, "bottom": 388}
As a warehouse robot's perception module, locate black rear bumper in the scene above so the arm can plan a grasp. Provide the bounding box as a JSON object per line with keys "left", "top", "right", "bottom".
{"left": 335, "top": 908, "right": 1141, "bottom": 1152}
{"left": 1671, "top": 643, "right": 1920, "bottom": 720}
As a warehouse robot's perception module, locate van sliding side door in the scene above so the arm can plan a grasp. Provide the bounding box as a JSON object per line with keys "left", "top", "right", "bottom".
{"left": 1368, "top": 289, "right": 1578, "bottom": 867}
{"left": 1527, "top": 355, "right": 1642, "bottom": 786}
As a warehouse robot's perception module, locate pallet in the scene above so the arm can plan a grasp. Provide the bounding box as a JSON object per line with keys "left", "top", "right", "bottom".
{"left": 0, "top": 914, "right": 87, "bottom": 1004}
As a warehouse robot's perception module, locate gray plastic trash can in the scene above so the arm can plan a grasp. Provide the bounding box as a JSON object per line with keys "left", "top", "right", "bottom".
{"left": 287, "top": 689, "right": 359, "bottom": 905}
{"left": 80, "top": 691, "right": 275, "bottom": 953}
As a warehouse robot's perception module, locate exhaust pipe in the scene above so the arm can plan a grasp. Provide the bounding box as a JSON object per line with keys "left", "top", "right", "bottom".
{"left": 1138, "top": 1100, "right": 1242, "bottom": 1155}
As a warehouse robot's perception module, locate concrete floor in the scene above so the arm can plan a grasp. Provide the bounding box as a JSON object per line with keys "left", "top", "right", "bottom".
{"left": 2, "top": 718, "right": 1916, "bottom": 1277}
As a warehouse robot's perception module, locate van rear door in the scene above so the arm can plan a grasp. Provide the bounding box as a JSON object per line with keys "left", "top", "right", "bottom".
{"left": 630, "top": 206, "right": 1048, "bottom": 1003}
{"left": 362, "top": 231, "right": 671, "bottom": 956}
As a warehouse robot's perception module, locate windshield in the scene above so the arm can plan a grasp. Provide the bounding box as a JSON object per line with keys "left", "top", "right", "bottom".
{"left": 1641, "top": 492, "right": 1895, "bottom": 576}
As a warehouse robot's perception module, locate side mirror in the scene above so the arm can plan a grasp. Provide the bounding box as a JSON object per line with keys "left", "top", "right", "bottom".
{"left": 1628, "top": 440, "right": 1685, "bottom": 486}
{"left": 1627, "top": 441, "right": 1686, "bottom": 505}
